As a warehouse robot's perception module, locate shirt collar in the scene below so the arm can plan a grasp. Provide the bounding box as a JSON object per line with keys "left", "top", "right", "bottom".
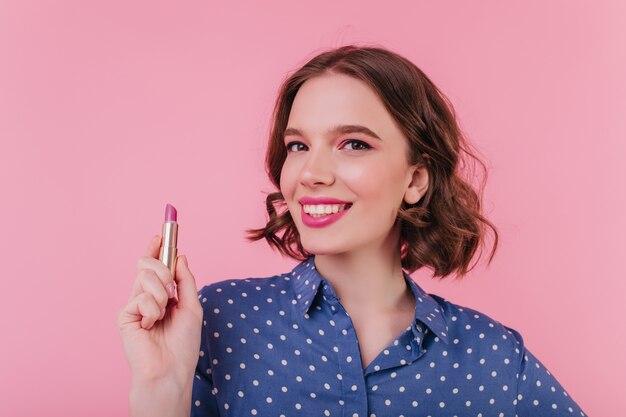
{"left": 289, "top": 256, "right": 449, "bottom": 344}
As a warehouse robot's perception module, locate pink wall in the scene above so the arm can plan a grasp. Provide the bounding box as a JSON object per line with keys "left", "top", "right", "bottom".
{"left": 1, "top": 1, "right": 624, "bottom": 415}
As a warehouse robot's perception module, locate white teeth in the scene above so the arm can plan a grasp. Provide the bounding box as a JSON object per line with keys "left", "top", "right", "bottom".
{"left": 303, "top": 204, "right": 349, "bottom": 215}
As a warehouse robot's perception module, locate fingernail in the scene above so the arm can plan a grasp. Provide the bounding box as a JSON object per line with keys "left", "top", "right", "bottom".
{"left": 166, "top": 282, "right": 176, "bottom": 298}
{"left": 182, "top": 255, "right": 188, "bottom": 266}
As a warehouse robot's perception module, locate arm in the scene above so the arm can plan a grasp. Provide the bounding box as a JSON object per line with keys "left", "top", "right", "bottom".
{"left": 190, "top": 291, "right": 221, "bottom": 416}
{"left": 509, "top": 328, "right": 587, "bottom": 416}
{"left": 130, "top": 377, "right": 193, "bottom": 417}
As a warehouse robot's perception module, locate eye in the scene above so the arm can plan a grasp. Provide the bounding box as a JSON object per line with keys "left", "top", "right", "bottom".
{"left": 342, "top": 139, "right": 371, "bottom": 151}
{"left": 284, "top": 140, "right": 371, "bottom": 153}
{"left": 285, "top": 141, "right": 307, "bottom": 152}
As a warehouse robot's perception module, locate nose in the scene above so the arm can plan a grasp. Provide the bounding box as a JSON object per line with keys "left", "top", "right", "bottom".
{"left": 299, "top": 146, "right": 335, "bottom": 188}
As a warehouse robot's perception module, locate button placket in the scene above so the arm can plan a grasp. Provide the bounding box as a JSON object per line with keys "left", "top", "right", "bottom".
{"left": 329, "top": 300, "right": 369, "bottom": 417}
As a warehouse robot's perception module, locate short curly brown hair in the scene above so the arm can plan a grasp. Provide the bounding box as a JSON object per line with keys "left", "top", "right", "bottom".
{"left": 245, "top": 44, "right": 498, "bottom": 279}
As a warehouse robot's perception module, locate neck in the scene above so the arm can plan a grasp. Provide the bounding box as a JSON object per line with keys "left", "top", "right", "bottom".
{"left": 312, "top": 225, "right": 414, "bottom": 314}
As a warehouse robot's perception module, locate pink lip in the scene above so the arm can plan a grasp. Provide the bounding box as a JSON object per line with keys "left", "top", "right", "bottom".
{"left": 301, "top": 204, "right": 352, "bottom": 228}
{"left": 298, "top": 196, "right": 352, "bottom": 205}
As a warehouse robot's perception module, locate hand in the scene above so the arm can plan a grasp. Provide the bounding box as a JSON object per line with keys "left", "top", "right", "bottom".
{"left": 117, "top": 235, "right": 204, "bottom": 388}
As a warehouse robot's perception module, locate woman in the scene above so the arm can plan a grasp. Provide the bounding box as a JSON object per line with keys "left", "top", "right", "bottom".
{"left": 117, "top": 45, "right": 586, "bottom": 416}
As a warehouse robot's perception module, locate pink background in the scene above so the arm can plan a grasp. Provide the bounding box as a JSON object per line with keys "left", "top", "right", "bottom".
{"left": 1, "top": 1, "right": 624, "bottom": 415}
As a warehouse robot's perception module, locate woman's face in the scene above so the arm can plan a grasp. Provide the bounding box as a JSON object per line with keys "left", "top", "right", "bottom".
{"left": 279, "top": 72, "right": 428, "bottom": 256}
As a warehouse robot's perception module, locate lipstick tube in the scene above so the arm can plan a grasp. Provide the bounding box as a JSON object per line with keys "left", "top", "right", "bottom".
{"left": 159, "top": 203, "right": 178, "bottom": 277}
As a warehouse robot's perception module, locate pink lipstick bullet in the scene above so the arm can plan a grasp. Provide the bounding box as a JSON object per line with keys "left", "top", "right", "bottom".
{"left": 159, "top": 203, "right": 178, "bottom": 277}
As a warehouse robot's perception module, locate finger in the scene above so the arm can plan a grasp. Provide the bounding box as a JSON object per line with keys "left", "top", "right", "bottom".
{"left": 128, "top": 265, "right": 171, "bottom": 304}
{"left": 134, "top": 256, "right": 175, "bottom": 298}
{"left": 137, "top": 292, "right": 163, "bottom": 329}
{"left": 138, "top": 269, "right": 169, "bottom": 312}
{"left": 174, "top": 255, "right": 200, "bottom": 310}
{"left": 144, "top": 234, "right": 162, "bottom": 259}
{"left": 120, "top": 292, "right": 161, "bottom": 331}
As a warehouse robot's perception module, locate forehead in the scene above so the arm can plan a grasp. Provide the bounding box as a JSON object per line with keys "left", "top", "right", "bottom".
{"left": 287, "top": 73, "right": 400, "bottom": 139}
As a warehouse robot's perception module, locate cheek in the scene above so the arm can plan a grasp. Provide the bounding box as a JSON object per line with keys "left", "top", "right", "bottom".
{"left": 339, "top": 161, "right": 398, "bottom": 197}
{"left": 279, "top": 162, "right": 296, "bottom": 196}
{"left": 279, "top": 164, "right": 302, "bottom": 220}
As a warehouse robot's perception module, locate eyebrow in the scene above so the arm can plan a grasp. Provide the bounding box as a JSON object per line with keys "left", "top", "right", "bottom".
{"left": 284, "top": 124, "right": 382, "bottom": 141}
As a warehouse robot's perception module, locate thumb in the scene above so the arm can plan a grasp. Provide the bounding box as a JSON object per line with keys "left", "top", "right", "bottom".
{"left": 174, "top": 255, "right": 199, "bottom": 308}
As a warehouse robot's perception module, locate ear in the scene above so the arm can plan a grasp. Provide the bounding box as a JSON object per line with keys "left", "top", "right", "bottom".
{"left": 404, "top": 154, "right": 430, "bottom": 205}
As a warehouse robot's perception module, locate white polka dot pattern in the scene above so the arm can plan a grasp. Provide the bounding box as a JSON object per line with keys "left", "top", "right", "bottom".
{"left": 191, "top": 256, "right": 586, "bottom": 416}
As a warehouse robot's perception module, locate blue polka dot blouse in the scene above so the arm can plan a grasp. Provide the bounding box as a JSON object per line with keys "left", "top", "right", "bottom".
{"left": 191, "top": 256, "right": 586, "bottom": 416}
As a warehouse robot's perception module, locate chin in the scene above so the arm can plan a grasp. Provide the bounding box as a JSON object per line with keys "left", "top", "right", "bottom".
{"left": 300, "top": 238, "right": 353, "bottom": 256}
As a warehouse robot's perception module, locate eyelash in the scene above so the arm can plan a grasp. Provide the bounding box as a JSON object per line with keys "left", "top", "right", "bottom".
{"left": 285, "top": 139, "right": 372, "bottom": 153}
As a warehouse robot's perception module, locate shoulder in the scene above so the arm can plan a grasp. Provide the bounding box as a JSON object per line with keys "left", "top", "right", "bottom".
{"left": 197, "top": 273, "right": 293, "bottom": 310}
{"left": 429, "top": 293, "right": 526, "bottom": 358}
{"left": 199, "top": 273, "right": 292, "bottom": 295}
